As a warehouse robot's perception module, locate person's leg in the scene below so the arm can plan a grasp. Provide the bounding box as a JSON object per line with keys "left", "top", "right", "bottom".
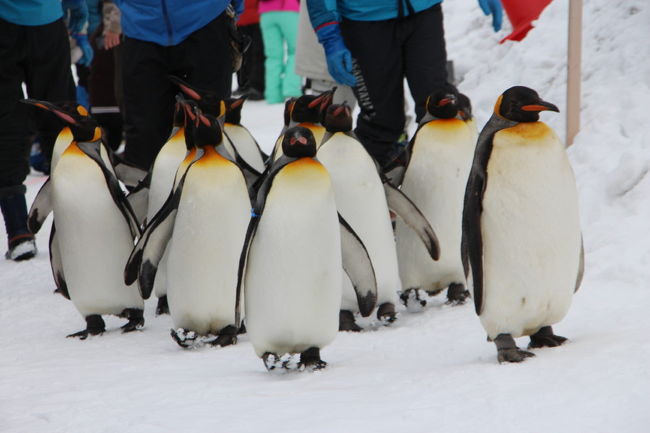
{"left": 277, "top": 11, "right": 302, "bottom": 99}
{"left": 403, "top": 4, "right": 449, "bottom": 123}
{"left": 174, "top": 12, "right": 233, "bottom": 100}
{"left": 259, "top": 12, "right": 284, "bottom": 103}
{"left": 95, "top": 112, "right": 123, "bottom": 151}
{"left": 247, "top": 23, "right": 265, "bottom": 95}
{"left": 24, "top": 18, "right": 76, "bottom": 172}
{"left": 121, "top": 37, "right": 175, "bottom": 170}
{"left": 236, "top": 25, "right": 253, "bottom": 93}
{"left": 341, "top": 18, "right": 404, "bottom": 167}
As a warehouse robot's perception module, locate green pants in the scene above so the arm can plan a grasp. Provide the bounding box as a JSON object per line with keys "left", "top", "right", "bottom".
{"left": 260, "top": 11, "right": 302, "bottom": 103}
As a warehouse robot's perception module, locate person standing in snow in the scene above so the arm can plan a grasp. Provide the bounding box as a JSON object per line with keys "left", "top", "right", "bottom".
{"left": 116, "top": 0, "right": 243, "bottom": 171}
{"left": 0, "top": 0, "right": 77, "bottom": 261}
{"left": 258, "top": 0, "right": 303, "bottom": 104}
{"left": 235, "top": 0, "right": 266, "bottom": 101}
{"left": 306, "top": 0, "right": 503, "bottom": 169}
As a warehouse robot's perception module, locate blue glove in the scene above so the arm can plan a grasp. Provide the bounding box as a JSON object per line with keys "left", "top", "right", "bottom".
{"left": 315, "top": 24, "right": 357, "bottom": 87}
{"left": 72, "top": 33, "right": 93, "bottom": 66}
{"left": 478, "top": 0, "right": 503, "bottom": 32}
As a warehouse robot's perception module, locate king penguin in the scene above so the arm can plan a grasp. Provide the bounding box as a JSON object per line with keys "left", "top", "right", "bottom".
{"left": 462, "top": 86, "right": 584, "bottom": 363}
{"left": 238, "top": 126, "right": 377, "bottom": 371}
{"left": 223, "top": 97, "right": 268, "bottom": 173}
{"left": 395, "top": 88, "right": 478, "bottom": 309}
{"left": 317, "top": 103, "right": 440, "bottom": 330}
{"left": 268, "top": 90, "right": 334, "bottom": 162}
{"left": 125, "top": 104, "right": 250, "bottom": 348}
{"left": 23, "top": 100, "right": 143, "bottom": 338}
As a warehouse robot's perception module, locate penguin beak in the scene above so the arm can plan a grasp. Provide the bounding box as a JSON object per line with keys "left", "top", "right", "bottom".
{"left": 437, "top": 95, "right": 456, "bottom": 107}
{"left": 522, "top": 100, "right": 559, "bottom": 113}
{"left": 169, "top": 75, "right": 202, "bottom": 101}
{"left": 21, "top": 99, "right": 79, "bottom": 125}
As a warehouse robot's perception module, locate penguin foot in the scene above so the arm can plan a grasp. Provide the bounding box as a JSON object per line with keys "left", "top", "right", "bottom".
{"left": 155, "top": 296, "right": 170, "bottom": 316}
{"left": 120, "top": 308, "right": 144, "bottom": 333}
{"left": 446, "top": 283, "right": 470, "bottom": 305}
{"left": 339, "top": 310, "right": 362, "bottom": 332}
{"left": 399, "top": 288, "right": 427, "bottom": 312}
{"left": 171, "top": 328, "right": 199, "bottom": 349}
{"left": 237, "top": 321, "right": 247, "bottom": 335}
{"left": 494, "top": 333, "right": 535, "bottom": 363}
{"left": 528, "top": 326, "right": 568, "bottom": 349}
{"left": 67, "top": 314, "right": 105, "bottom": 340}
{"left": 299, "top": 347, "right": 327, "bottom": 371}
{"left": 377, "top": 302, "right": 398, "bottom": 325}
{"left": 209, "top": 326, "right": 238, "bottom": 347}
{"left": 262, "top": 352, "right": 284, "bottom": 371}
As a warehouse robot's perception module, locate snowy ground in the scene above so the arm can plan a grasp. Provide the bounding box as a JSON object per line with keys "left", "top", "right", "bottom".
{"left": 1, "top": 1, "right": 649, "bottom": 432}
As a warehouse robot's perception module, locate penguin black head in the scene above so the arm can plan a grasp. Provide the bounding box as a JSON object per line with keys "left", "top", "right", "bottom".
{"left": 291, "top": 88, "right": 336, "bottom": 124}
{"left": 169, "top": 75, "right": 227, "bottom": 119}
{"left": 323, "top": 103, "right": 353, "bottom": 133}
{"left": 21, "top": 99, "right": 100, "bottom": 142}
{"left": 425, "top": 88, "right": 460, "bottom": 119}
{"left": 283, "top": 98, "right": 297, "bottom": 126}
{"left": 282, "top": 126, "right": 317, "bottom": 158}
{"left": 497, "top": 86, "right": 559, "bottom": 122}
{"left": 183, "top": 103, "right": 223, "bottom": 148}
{"left": 224, "top": 97, "right": 246, "bottom": 125}
{"left": 457, "top": 93, "right": 473, "bottom": 121}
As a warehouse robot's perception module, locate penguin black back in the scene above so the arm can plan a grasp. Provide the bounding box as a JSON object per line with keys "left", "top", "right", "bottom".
{"left": 497, "top": 86, "right": 559, "bottom": 123}
{"left": 282, "top": 126, "right": 317, "bottom": 158}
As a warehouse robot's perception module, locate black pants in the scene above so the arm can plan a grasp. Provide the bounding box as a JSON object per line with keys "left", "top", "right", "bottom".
{"left": 121, "top": 13, "right": 233, "bottom": 170}
{"left": 341, "top": 4, "right": 448, "bottom": 166}
{"left": 95, "top": 112, "right": 123, "bottom": 151}
{"left": 237, "top": 23, "right": 265, "bottom": 93}
{"left": 0, "top": 17, "right": 75, "bottom": 189}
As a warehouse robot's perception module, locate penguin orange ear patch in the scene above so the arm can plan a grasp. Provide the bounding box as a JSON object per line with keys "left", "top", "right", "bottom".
{"left": 77, "top": 105, "right": 88, "bottom": 116}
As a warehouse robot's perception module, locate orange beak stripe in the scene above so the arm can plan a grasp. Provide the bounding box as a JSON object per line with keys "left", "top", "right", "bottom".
{"left": 522, "top": 104, "right": 551, "bottom": 112}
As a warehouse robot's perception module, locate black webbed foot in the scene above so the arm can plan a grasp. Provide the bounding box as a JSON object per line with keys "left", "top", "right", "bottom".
{"left": 156, "top": 296, "right": 169, "bottom": 315}
{"left": 494, "top": 333, "right": 535, "bottom": 363}
{"left": 262, "top": 352, "right": 282, "bottom": 371}
{"left": 446, "top": 283, "right": 470, "bottom": 305}
{"left": 120, "top": 308, "right": 144, "bottom": 333}
{"left": 299, "top": 347, "right": 327, "bottom": 371}
{"left": 339, "top": 310, "right": 362, "bottom": 332}
{"left": 171, "top": 328, "right": 198, "bottom": 348}
{"left": 209, "top": 325, "right": 238, "bottom": 347}
{"left": 528, "top": 326, "right": 568, "bottom": 349}
{"left": 377, "top": 302, "right": 398, "bottom": 325}
{"left": 399, "top": 288, "right": 427, "bottom": 311}
{"left": 67, "top": 314, "right": 105, "bottom": 339}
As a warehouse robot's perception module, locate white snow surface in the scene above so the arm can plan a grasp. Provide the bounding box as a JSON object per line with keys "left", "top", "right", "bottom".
{"left": 2, "top": 0, "right": 649, "bottom": 431}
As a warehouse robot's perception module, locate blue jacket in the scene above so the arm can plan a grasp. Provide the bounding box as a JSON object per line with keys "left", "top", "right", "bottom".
{"left": 307, "top": 0, "right": 442, "bottom": 30}
{"left": 116, "top": 0, "right": 242, "bottom": 46}
{"left": 0, "top": 0, "right": 63, "bottom": 26}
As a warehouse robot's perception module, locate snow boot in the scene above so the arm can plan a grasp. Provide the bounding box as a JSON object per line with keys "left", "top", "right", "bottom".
{"left": 0, "top": 188, "right": 37, "bottom": 261}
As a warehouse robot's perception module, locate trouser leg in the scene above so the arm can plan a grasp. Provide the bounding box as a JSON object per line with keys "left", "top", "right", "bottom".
{"left": 260, "top": 13, "right": 284, "bottom": 103}
{"left": 341, "top": 18, "right": 404, "bottom": 167}
{"left": 277, "top": 11, "right": 301, "bottom": 98}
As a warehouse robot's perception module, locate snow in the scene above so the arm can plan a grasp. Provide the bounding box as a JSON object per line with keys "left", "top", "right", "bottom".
{"left": 2, "top": 0, "right": 649, "bottom": 431}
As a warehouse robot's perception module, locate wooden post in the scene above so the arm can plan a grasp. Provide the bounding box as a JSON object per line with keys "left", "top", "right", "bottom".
{"left": 566, "top": 0, "right": 582, "bottom": 147}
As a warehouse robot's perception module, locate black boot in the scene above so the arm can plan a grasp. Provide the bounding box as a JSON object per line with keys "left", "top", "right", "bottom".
{"left": 0, "top": 188, "right": 37, "bottom": 261}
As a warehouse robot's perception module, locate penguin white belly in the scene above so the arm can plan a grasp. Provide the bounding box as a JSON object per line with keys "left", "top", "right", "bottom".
{"left": 224, "top": 124, "right": 266, "bottom": 173}
{"left": 397, "top": 120, "right": 475, "bottom": 292}
{"left": 245, "top": 162, "right": 341, "bottom": 357}
{"left": 52, "top": 152, "right": 142, "bottom": 317}
{"left": 318, "top": 135, "right": 400, "bottom": 307}
{"left": 166, "top": 162, "right": 250, "bottom": 335}
{"left": 147, "top": 132, "right": 187, "bottom": 221}
{"left": 480, "top": 124, "right": 581, "bottom": 339}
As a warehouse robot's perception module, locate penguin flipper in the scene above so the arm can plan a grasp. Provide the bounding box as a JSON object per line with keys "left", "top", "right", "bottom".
{"left": 49, "top": 223, "right": 69, "bottom": 300}
{"left": 28, "top": 178, "right": 53, "bottom": 234}
{"left": 383, "top": 181, "right": 440, "bottom": 261}
{"left": 338, "top": 214, "right": 377, "bottom": 317}
{"left": 126, "top": 171, "right": 151, "bottom": 227}
{"left": 235, "top": 215, "right": 260, "bottom": 328}
{"left": 77, "top": 141, "right": 142, "bottom": 238}
{"left": 124, "top": 177, "right": 184, "bottom": 299}
{"left": 112, "top": 157, "right": 148, "bottom": 190}
{"left": 462, "top": 161, "right": 487, "bottom": 316}
{"left": 575, "top": 235, "right": 585, "bottom": 293}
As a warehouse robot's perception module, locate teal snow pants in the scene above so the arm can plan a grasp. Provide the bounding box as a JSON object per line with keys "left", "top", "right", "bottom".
{"left": 259, "top": 11, "right": 302, "bottom": 103}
